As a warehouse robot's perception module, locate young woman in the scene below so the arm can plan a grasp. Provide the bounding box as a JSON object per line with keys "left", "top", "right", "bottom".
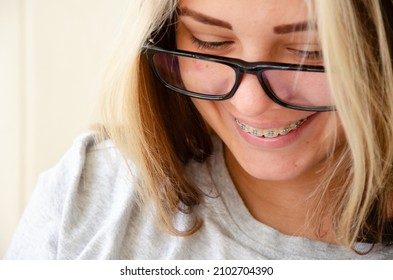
{"left": 6, "top": 0, "right": 393, "bottom": 259}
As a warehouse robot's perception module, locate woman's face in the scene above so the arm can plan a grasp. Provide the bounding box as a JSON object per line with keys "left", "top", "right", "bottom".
{"left": 176, "top": 0, "right": 343, "bottom": 184}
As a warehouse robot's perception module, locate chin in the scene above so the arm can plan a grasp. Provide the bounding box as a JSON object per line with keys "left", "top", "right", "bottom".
{"left": 245, "top": 164, "right": 309, "bottom": 182}
{"left": 232, "top": 144, "right": 328, "bottom": 184}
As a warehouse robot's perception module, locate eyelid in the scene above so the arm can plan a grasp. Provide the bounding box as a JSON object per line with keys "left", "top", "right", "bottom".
{"left": 287, "top": 47, "right": 323, "bottom": 60}
{"left": 190, "top": 35, "right": 233, "bottom": 50}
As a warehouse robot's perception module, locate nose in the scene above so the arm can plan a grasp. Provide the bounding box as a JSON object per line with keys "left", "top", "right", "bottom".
{"left": 229, "top": 73, "right": 279, "bottom": 116}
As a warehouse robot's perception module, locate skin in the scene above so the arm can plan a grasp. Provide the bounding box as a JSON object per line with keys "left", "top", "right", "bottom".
{"left": 177, "top": 0, "right": 344, "bottom": 241}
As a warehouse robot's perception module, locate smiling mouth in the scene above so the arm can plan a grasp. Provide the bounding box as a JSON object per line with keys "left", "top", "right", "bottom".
{"left": 235, "top": 117, "right": 309, "bottom": 138}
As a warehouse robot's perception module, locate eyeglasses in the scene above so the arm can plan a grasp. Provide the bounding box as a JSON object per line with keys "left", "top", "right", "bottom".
{"left": 143, "top": 45, "right": 336, "bottom": 112}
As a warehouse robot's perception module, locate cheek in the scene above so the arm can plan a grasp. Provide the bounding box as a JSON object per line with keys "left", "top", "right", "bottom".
{"left": 179, "top": 59, "right": 236, "bottom": 96}
{"left": 191, "top": 98, "right": 221, "bottom": 122}
{"left": 191, "top": 98, "right": 231, "bottom": 140}
{"left": 179, "top": 60, "right": 208, "bottom": 90}
{"left": 250, "top": 116, "right": 342, "bottom": 180}
{"left": 294, "top": 115, "right": 344, "bottom": 167}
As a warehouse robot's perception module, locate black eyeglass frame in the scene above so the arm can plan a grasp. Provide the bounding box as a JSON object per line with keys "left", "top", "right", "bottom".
{"left": 143, "top": 44, "right": 336, "bottom": 112}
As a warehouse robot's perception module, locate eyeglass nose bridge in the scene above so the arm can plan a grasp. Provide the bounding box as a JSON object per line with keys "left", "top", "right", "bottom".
{"left": 229, "top": 66, "right": 285, "bottom": 107}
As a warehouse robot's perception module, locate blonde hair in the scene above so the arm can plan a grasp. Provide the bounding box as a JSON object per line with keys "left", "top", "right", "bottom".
{"left": 97, "top": 0, "right": 393, "bottom": 250}
{"left": 312, "top": 0, "right": 393, "bottom": 248}
{"left": 97, "top": 0, "right": 206, "bottom": 235}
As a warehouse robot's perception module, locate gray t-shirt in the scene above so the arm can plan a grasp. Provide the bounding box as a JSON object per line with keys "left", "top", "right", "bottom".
{"left": 5, "top": 132, "right": 393, "bottom": 259}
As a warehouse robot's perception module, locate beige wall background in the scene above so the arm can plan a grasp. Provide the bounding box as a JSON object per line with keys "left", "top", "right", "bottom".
{"left": 0, "top": 0, "right": 128, "bottom": 257}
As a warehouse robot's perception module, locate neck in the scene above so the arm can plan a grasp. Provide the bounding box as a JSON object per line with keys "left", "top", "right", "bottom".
{"left": 224, "top": 147, "right": 335, "bottom": 243}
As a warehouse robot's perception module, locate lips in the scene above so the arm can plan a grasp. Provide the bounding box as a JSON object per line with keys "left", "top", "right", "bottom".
{"left": 235, "top": 117, "right": 309, "bottom": 138}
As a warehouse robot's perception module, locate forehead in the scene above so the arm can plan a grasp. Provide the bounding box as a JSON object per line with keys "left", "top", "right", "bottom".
{"left": 178, "top": 0, "right": 310, "bottom": 34}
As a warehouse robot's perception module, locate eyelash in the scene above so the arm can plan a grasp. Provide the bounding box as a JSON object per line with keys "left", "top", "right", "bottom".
{"left": 287, "top": 48, "right": 323, "bottom": 60}
{"left": 190, "top": 36, "right": 230, "bottom": 50}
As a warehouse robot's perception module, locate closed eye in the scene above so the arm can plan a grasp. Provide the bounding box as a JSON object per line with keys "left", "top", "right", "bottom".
{"left": 190, "top": 35, "right": 233, "bottom": 50}
{"left": 287, "top": 48, "right": 323, "bottom": 61}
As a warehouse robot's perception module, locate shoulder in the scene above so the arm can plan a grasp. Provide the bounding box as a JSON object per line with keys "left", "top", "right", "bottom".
{"left": 50, "top": 131, "right": 122, "bottom": 174}
{"left": 38, "top": 131, "right": 140, "bottom": 221}
{"left": 5, "top": 132, "right": 139, "bottom": 259}
{"left": 41, "top": 131, "right": 134, "bottom": 192}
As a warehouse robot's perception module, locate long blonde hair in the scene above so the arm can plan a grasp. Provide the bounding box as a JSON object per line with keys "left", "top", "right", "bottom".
{"left": 97, "top": 0, "right": 206, "bottom": 235}
{"left": 97, "top": 0, "right": 393, "bottom": 250}
{"left": 312, "top": 0, "right": 393, "bottom": 248}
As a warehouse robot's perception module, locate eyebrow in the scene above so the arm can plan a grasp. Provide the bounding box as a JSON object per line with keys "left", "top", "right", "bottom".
{"left": 178, "top": 7, "right": 315, "bottom": 35}
{"left": 273, "top": 22, "right": 316, "bottom": 34}
{"left": 178, "top": 7, "right": 233, "bottom": 30}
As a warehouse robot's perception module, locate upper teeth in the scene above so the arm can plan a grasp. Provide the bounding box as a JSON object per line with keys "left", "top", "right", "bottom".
{"left": 236, "top": 118, "right": 307, "bottom": 138}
